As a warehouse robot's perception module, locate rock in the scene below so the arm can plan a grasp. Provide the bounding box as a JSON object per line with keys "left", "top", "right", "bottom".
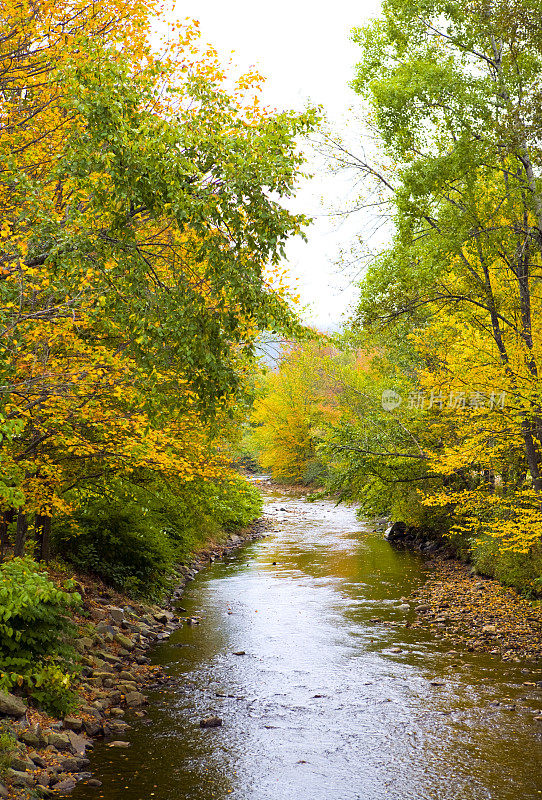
{"left": 10, "top": 755, "right": 34, "bottom": 771}
{"left": 87, "top": 779, "right": 102, "bottom": 787}
{"left": 125, "top": 691, "right": 147, "bottom": 707}
{"left": 430, "top": 680, "right": 446, "bottom": 687}
{"left": 47, "top": 732, "right": 72, "bottom": 751}
{"left": 96, "top": 621, "right": 117, "bottom": 635}
{"left": 63, "top": 716, "right": 83, "bottom": 733}
{"left": 0, "top": 782, "right": 8, "bottom": 798}
{"left": 5, "top": 768, "right": 33, "bottom": 787}
{"left": 397, "top": 604, "right": 410, "bottom": 611}
{"left": 0, "top": 691, "right": 27, "bottom": 717}
{"left": 75, "top": 637, "right": 93, "bottom": 654}
{"left": 61, "top": 756, "right": 90, "bottom": 772}
{"left": 482, "top": 625, "right": 497, "bottom": 634}
{"left": 153, "top": 611, "right": 174, "bottom": 624}
{"left": 110, "top": 707, "right": 125, "bottom": 717}
{"left": 384, "top": 521, "right": 407, "bottom": 541}
{"left": 54, "top": 776, "right": 77, "bottom": 792}
{"left": 19, "top": 725, "right": 46, "bottom": 748}
{"left": 108, "top": 607, "right": 125, "bottom": 625}
{"left": 199, "top": 716, "right": 222, "bottom": 728}
{"left": 96, "top": 651, "right": 121, "bottom": 664}
{"left": 233, "top": 651, "right": 246, "bottom": 656}
{"left": 114, "top": 632, "right": 134, "bottom": 651}
{"left": 119, "top": 671, "right": 137, "bottom": 682}
{"left": 29, "top": 752, "right": 46, "bottom": 768}
{"left": 66, "top": 731, "right": 89, "bottom": 757}
{"left": 108, "top": 740, "right": 130, "bottom": 748}
{"left": 84, "top": 719, "right": 102, "bottom": 737}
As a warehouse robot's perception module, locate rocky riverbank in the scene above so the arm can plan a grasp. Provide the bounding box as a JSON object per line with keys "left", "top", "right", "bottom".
{"left": 407, "top": 558, "right": 542, "bottom": 663}
{"left": 0, "top": 522, "right": 267, "bottom": 799}
{"left": 374, "top": 519, "right": 542, "bottom": 662}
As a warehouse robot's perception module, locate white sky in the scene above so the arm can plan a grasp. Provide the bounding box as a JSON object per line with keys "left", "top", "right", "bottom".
{"left": 166, "top": 0, "right": 384, "bottom": 330}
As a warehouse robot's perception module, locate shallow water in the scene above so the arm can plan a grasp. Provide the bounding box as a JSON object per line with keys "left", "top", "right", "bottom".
{"left": 71, "top": 490, "right": 542, "bottom": 800}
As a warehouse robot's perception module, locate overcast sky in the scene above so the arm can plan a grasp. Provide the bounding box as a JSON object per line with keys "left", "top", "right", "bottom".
{"left": 167, "top": 0, "right": 384, "bottom": 330}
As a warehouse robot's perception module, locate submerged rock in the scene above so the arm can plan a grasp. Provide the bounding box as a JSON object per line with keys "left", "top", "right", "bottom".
{"left": 200, "top": 716, "right": 222, "bottom": 728}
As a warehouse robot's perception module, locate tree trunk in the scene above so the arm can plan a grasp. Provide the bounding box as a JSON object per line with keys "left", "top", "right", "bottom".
{"left": 0, "top": 509, "right": 14, "bottom": 562}
{"left": 13, "top": 511, "right": 28, "bottom": 557}
{"left": 35, "top": 513, "right": 52, "bottom": 562}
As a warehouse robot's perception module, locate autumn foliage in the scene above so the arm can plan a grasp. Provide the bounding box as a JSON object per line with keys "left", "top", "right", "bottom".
{"left": 0, "top": 0, "right": 316, "bottom": 576}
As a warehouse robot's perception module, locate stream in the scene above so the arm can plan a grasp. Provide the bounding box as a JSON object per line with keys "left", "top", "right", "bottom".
{"left": 70, "top": 488, "right": 542, "bottom": 800}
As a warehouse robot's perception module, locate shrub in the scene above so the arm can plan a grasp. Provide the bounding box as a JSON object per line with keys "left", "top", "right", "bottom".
{"left": 54, "top": 502, "right": 177, "bottom": 597}
{"left": 0, "top": 557, "right": 80, "bottom": 713}
{"left": 471, "top": 537, "right": 542, "bottom": 597}
{"left": 54, "top": 473, "right": 263, "bottom": 598}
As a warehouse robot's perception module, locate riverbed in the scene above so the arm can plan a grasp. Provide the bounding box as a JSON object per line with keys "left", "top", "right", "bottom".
{"left": 70, "top": 489, "right": 542, "bottom": 800}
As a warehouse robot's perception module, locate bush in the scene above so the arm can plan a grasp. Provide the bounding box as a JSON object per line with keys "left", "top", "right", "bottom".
{"left": 54, "top": 502, "right": 177, "bottom": 597}
{"left": 0, "top": 557, "right": 80, "bottom": 713}
{"left": 54, "top": 474, "right": 263, "bottom": 598}
{"left": 471, "top": 537, "right": 542, "bottom": 597}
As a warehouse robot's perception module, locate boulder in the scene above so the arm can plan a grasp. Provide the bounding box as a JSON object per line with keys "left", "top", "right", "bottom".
{"left": 200, "top": 716, "right": 222, "bottom": 728}
{"left": 54, "top": 776, "right": 77, "bottom": 792}
{"left": 10, "top": 755, "right": 34, "bottom": 771}
{"left": 124, "top": 691, "right": 147, "bottom": 708}
{"left": 384, "top": 521, "right": 408, "bottom": 541}
{"left": 63, "top": 716, "right": 83, "bottom": 733}
{"left": 19, "top": 725, "right": 46, "bottom": 748}
{"left": 5, "top": 768, "right": 33, "bottom": 787}
{"left": 114, "top": 632, "right": 134, "bottom": 651}
{"left": 108, "top": 607, "right": 125, "bottom": 625}
{"left": 0, "top": 691, "right": 27, "bottom": 717}
{"left": 47, "top": 732, "right": 72, "bottom": 752}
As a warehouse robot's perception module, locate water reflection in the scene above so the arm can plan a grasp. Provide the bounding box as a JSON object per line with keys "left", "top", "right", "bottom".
{"left": 70, "top": 491, "right": 542, "bottom": 800}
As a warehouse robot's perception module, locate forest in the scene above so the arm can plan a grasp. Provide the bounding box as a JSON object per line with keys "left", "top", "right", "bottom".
{"left": 0, "top": 0, "right": 541, "bottom": 796}
{"left": 250, "top": 0, "right": 542, "bottom": 597}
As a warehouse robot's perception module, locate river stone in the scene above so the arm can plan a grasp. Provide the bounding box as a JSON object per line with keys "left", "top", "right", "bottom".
{"left": 0, "top": 782, "right": 8, "bottom": 798}
{"left": 108, "top": 740, "right": 130, "bottom": 748}
{"left": 63, "top": 716, "right": 83, "bottom": 733}
{"left": 96, "top": 651, "right": 121, "bottom": 664}
{"left": 200, "top": 716, "right": 222, "bottom": 728}
{"left": 54, "top": 776, "right": 77, "bottom": 792}
{"left": 108, "top": 607, "right": 125, "bottom": 625}
{"left": 19, "top": 725, "right": 46, "bottom": 748}
{"left": 114, "top": 632, "right": 134, "bottom": 650}
{"left": 35, "top": 771, "right": 50, "bottom": 787}
{"left": 96, "top": 621, "right": 117, "bottom": 635}
{"left": 125, "top": 691, "right": 147, "bottom": 707}
{"left": 5, "top": 768, "right": 33, "bottom": 787}
{"left": 0, "top": 691, "right": 27, "bottom": 717}
{"left": 75, "top": 638, "right": 93, "bottom": 654}
{"left": 10, "top": 755, "right": 34, "bottom": 771}
{"left": 83, "top": 719, "right": 102, "bottom": 737}
{"left": 47, "top": 732, "right": 72, "bottom": 751}
{"left": 29, "top": 752, "right": 46, "bottom": 768}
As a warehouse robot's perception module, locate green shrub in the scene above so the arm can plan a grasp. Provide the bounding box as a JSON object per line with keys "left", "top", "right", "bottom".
{"left": 471, "top": 537, "right": 542, "bottom": 597}
{"left": 54, "top": 502, "right": 177, "bottom": 597}
{"left": 54, "top": 474, "right": 262, "bottom": 598}
{"left": 0, "top": 557, "right": 80, "bottom": 713}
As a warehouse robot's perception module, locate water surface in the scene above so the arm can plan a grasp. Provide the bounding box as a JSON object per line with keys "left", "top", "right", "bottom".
{"left": 71, "top": 490, "right": 542, "bottom": 800}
